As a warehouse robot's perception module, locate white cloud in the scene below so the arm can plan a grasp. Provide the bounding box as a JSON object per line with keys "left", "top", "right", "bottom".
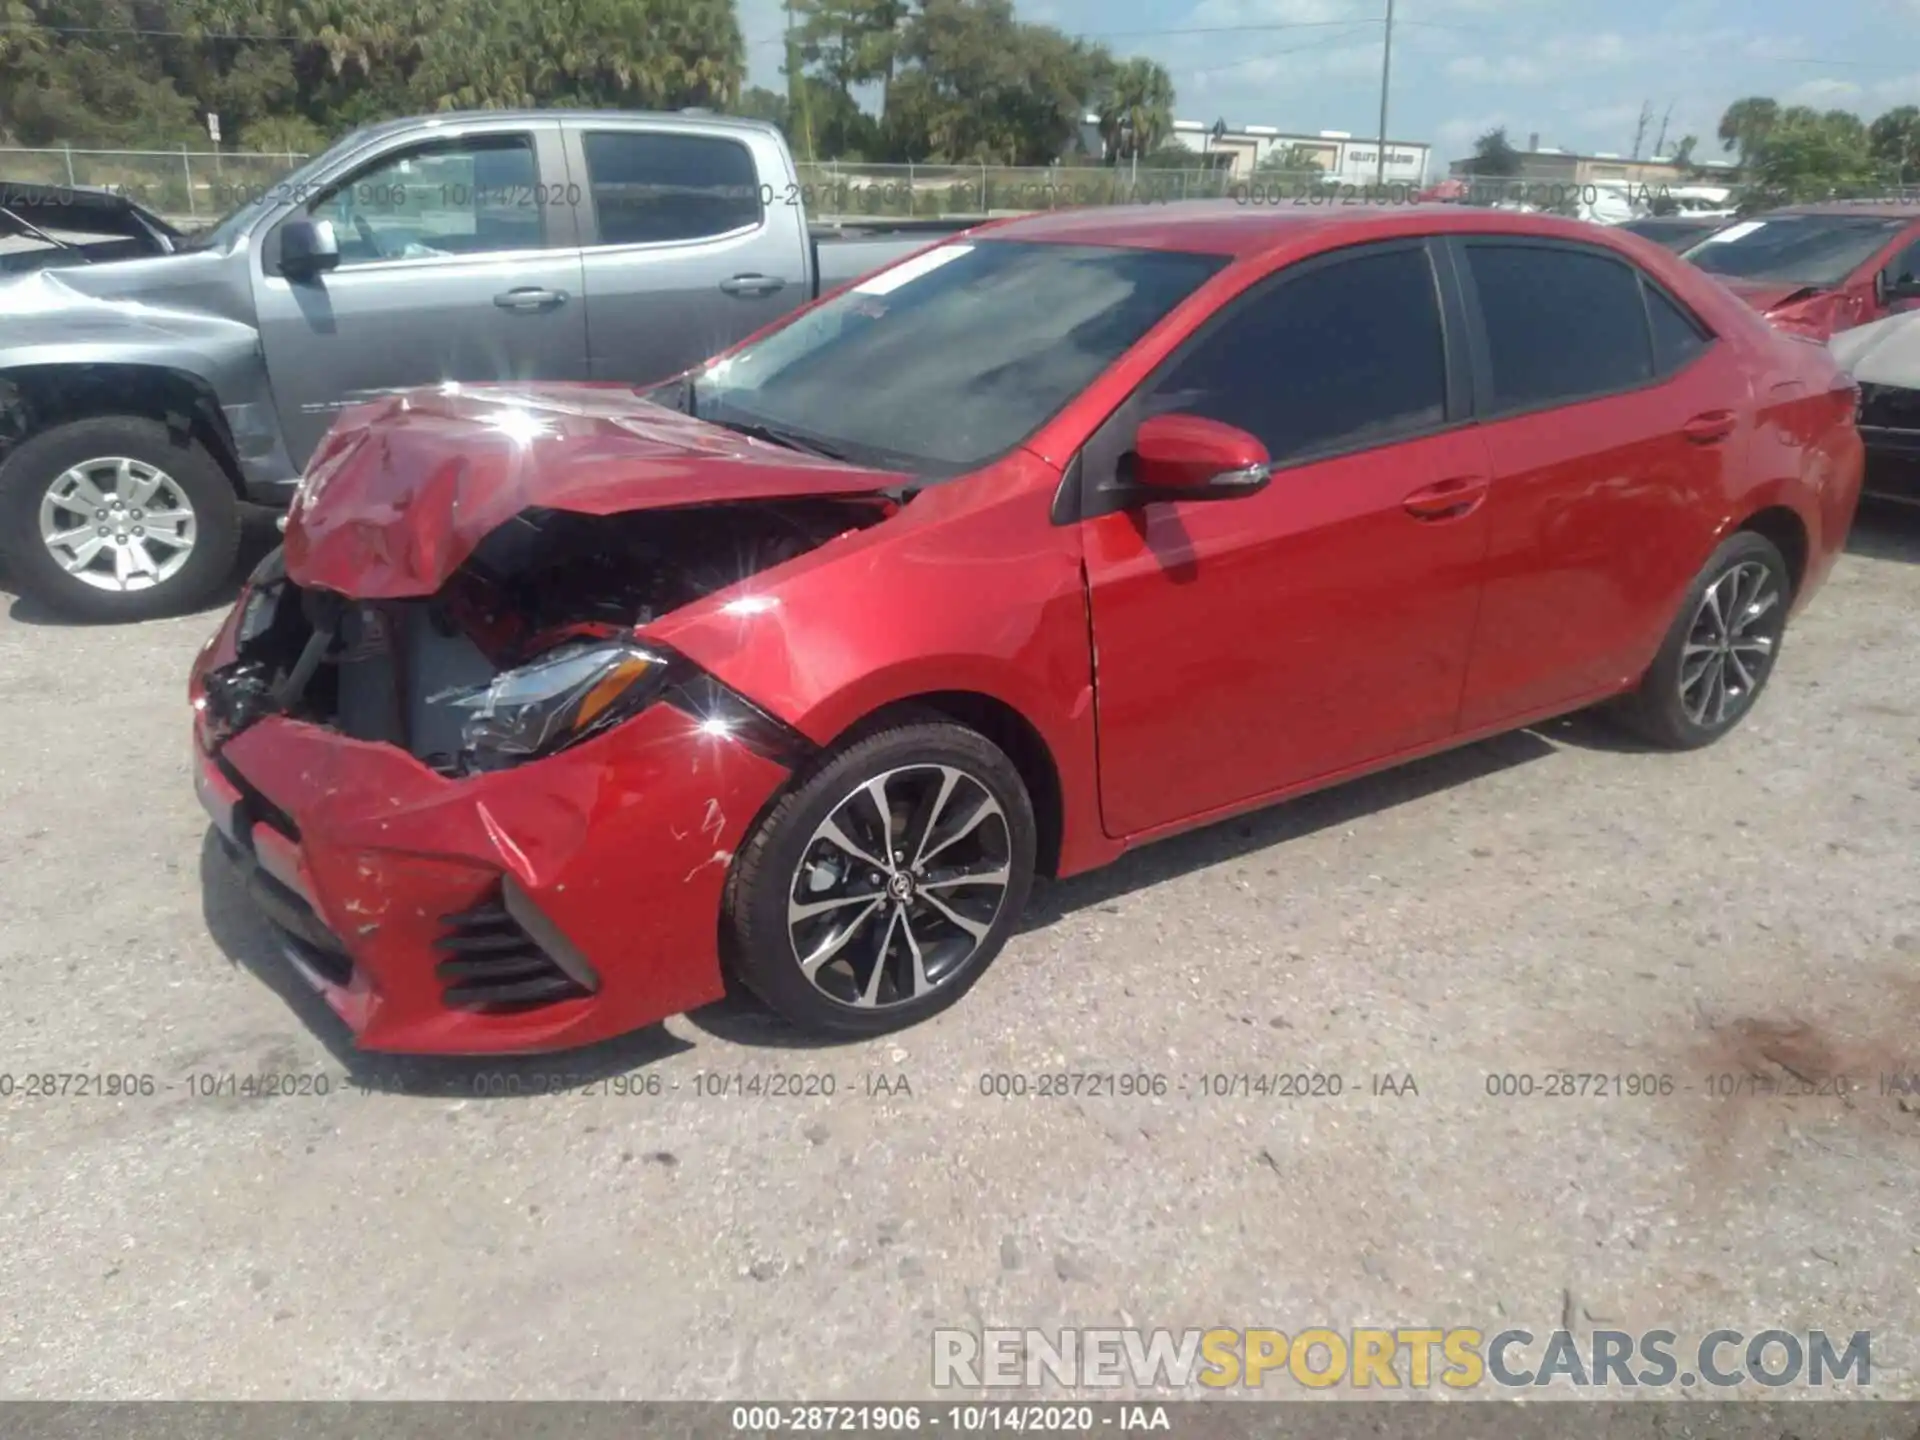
{"left": 1785, "top": 77, "right": 1867, "bottom": 107}
{"left": 1446, "top": 54, "right": 1547, "bottom": 85}
{"left": 1183, "top": 0, "right": 1367, "bottom": 24}
{"left": 1433, "top": 112, "right": 1512, "bottom": 161}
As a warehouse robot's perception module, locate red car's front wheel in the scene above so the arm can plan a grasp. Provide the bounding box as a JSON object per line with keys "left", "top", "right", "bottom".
{"left": 724, "top": 717, "right": 1037, "bottom": 1035}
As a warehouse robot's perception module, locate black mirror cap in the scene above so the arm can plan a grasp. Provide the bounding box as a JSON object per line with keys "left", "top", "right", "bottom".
{"left": 281, "top": 217, "right": 341, "bottom": 279}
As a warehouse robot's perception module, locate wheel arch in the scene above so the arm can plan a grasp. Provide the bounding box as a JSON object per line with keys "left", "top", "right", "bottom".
{"left": 1732, "top": 502, "right": 1810, "bottom": 600}
{"left": 0, "top": 363, "right": 245, "bottom": 494}
{"left": 823, "top": 690, "right": 1067, "bottom": 880}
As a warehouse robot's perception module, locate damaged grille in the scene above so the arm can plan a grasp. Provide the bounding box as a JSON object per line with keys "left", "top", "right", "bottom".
{"left": 435, "top": 894, "right": 593, "bottom": 1011}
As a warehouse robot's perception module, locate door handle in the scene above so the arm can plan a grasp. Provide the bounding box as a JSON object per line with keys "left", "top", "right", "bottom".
{"left": 719, "top": 273, "right": 786, "bottom": 297}
{"left": 494, "top": 287, "right": 568, "bottom": 311}
{"left": 1402, "top": 475, "right": 1488, "bottom": 522}
{"left": 1682, "top": 409, "right": 1737, "bottom": 444}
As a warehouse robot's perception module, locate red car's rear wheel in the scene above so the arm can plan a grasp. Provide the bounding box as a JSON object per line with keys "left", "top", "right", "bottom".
{"left": 1614, "top": 530, "right": 1791, "bottom": 749}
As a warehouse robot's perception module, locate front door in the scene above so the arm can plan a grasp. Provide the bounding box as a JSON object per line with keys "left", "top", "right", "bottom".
{"left": 1081, "top": 241, "right": 1493, "bottom": 838}
{"left": 253, "top": 122, "right": 587, "bottom": 466}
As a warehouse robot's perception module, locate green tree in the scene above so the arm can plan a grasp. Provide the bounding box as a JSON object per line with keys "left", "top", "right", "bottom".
{"left": 1468, "top": 125, "right": 1521, "bottom": 177}
{"left": 1869, "top": 104, "right": 1920, "bottom": 185}
{"left": 1255, "top": 142, "right": 1323, "bottom": 175}
{"left": 732, "top": 84, "right": 790, "bottom": 128}
{"left": 793, "top": 0, "right": 908, "bottom": 112}
{"left": 0, "top": 1, "right": 201, "bottom": 145}
{"left": 883, "top": 0, "right": 1109, "bottom": 164}
{"left": 1094, "top": 55, "right": 1174, "bottom": 164}
{"left": 1745, "top": 105, "right": 1878, "bottom": 205}
{"left": 1, "top": 0, "right": 747, "bottom": 148}
{"left": 1717, "top": 95, "right": 1779, "bottom": 164}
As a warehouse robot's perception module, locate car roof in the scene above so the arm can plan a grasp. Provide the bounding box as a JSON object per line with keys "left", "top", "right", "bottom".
{"left": 975, "top": 201, "right": 1647, "bottom": 258}
{"left": 1759, "top": 202, "right": 1920, "bottom": 220}
{"left": 346, "top": 109, "right": 783, "bottom": 145}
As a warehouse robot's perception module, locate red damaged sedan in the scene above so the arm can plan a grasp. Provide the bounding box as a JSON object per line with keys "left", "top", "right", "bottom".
{"left": 189, "top": 204, "right": 1863, "bottom": 1053}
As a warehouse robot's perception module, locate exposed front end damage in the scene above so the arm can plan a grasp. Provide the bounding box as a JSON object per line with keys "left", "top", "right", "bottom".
{"left": 191, "top": 485, "right": 892, "bottom": 1054}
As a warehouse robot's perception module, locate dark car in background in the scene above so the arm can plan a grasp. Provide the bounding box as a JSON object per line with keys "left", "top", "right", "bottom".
{"left": 1682, "top": 204, "right": 1920, "bottom": 340}
{"left": 1831, "top": 310, "right": 1920, "bottom": 504}
{"left": 0, "top": 182, "right": 183, "bottom": 275}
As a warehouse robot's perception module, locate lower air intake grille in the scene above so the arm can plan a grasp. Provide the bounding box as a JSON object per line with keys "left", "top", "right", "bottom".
{"left": 435, "top": 893, "right": 593, "bottom": 1012}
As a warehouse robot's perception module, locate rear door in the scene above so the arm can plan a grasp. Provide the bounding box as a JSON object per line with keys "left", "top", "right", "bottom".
{"left": 1449, "top": 237, "right": 1748, "bottom": 730}
{"left": 1081, "top": 239, "right": 1494, "bottom": 837}
{"left": 253, "top": 119, "right": 587, "bottom": 466}
{"left": 565, "top": 123, "right": 807, "bottom": 385}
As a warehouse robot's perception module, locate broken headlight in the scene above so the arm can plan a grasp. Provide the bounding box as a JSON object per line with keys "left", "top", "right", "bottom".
{"left": 435, "top": 639, "right": 672, "bottom": 772}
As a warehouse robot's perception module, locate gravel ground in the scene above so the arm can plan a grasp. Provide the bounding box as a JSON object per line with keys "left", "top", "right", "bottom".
{"left": 0, "top": 505, "right": 1915, "bottom": 1402}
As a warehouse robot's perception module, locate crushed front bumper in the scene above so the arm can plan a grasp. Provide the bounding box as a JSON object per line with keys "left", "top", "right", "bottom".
{"left": 190, "top": 611, "right": 795, "bottom": 1055}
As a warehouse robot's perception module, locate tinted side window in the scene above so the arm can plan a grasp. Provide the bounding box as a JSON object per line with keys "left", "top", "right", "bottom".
{"left": 1644, "top": 282, "right": 1709, "bottom": 376}
{"left": 1143, "top": 246, "right": 1448, "bottom": 464}
{"left": 1467, "top": 244, "right": 1653, "bottom": 411}
{"left": 582, "top": 131, "right": 762, "bottom": 245}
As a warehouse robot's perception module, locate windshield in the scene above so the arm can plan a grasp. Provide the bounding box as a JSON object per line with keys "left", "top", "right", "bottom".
{"left": 1684, "top": 214, "right": 1906, "bottom": 287}
{"left": 676, "top": 240, "right": 1228, "bottom": 478}
{"left": 175, "top": 144, "right": 346, "bottom": 252}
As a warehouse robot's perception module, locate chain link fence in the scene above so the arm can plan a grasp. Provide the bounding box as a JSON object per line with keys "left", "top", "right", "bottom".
{"left": 0, "top": 146, "right": 310, "bottom": 220}
{"left": 0, "top": 146, "right": 1275, "bottom": 226}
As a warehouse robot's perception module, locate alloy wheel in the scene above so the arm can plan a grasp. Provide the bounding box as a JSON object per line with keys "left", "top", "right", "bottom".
{"left": 38, "top": 456, "right": 198, "bottom": 593}
{"left": 1679, "top": 559, "right": 1783, "bottom": 728}
{"left": 787, "top": 764, "right": 1013, "bottom": 1009}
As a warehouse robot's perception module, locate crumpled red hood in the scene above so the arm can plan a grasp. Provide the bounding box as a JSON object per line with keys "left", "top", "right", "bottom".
{"left": 1714, "top": 279, "right": 1868, "bottom": 341}
{"left": 1718, "top": 278, "right": 1815, "bottom": 311}
{"left": 283, "top": 383, "right": 908, "bottom": 597}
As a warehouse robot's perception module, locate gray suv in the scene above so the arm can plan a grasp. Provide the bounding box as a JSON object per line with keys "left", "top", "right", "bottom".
{"left": 0, "top": 110, "right": 954, "bottom": 621}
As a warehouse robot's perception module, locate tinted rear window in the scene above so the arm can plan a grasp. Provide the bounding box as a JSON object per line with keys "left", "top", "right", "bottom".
{"left": 1684, "top": 214, "right": 1907, "bottom": 287}
{"left": 1645, "top": 284, "right": 1709, "bottom": 376}
{"left": 582, "top": 131, "right": 763, "bottom": 245}
{"left": 1467, "top": 244, "right": 1653, "bottom": 412}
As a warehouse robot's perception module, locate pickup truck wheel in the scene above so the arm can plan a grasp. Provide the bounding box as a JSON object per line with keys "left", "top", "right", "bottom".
{"left": 0, "top": 417, "right": 240, "bottom": 622}
{"left": 723, "top": 719, "right": 1037, "bottom": 1036}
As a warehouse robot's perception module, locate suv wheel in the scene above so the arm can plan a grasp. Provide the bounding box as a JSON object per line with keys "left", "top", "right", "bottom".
{"left": 0, "top": 416, "right": 241, "bottom": 623}
{"left": 724, "top": 718, "right": 1037, "bottom": 1035}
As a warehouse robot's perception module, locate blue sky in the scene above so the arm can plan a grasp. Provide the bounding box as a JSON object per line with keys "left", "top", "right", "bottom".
{"left": 738, "top": 0, "right": 1920, "bottom": 172}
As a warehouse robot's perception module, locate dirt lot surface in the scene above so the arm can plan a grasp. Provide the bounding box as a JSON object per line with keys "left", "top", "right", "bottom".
{"left": 0, "top": 507, "right": 1915, "bottom": 1401}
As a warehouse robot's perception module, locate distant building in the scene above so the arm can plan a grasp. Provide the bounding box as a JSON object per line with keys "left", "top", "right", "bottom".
{"left": 1446, "top": 145, "right": 1739, "bottom": 192}
{"left": 1091, "top": 118, "right": 1430, "bottom": 184}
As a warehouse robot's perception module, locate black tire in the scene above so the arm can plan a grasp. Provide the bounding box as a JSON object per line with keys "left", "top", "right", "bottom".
{"left": 723, "top": 717, "right": 1037, "bottom": 1036}
{"left": 1611, "top": 530, "right": 1792, "bottom": 750}
{"left": 0, "top": 416, "right": 241, "bottom": 622}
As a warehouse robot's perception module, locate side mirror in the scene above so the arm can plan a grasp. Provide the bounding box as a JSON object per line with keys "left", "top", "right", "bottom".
{"left": 280, "top": 217, "right": 340, "bottom": 281}
{"left": 1880, "top": 269, "right": 1920, "bottom": 305}
{"left": 1124, "top": 413, "right": 1272, "bottom": 502}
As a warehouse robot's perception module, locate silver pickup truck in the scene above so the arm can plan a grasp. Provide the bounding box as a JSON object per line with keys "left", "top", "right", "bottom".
{"left": 0, "top": 109, "right": 967, "bottom": 620}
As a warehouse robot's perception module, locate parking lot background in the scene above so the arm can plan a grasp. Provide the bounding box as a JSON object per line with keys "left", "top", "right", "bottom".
{"left": 0, "top": 510, "right": 1915, "bottom": 1398}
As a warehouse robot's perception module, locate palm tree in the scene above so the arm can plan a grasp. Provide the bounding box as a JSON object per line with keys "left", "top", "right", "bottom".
{"left": 1096, "top": 56, "right": 1174, "bottom": 165}
{"left": 1717, "top": 96, "right": 1779, "bottom": 165}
